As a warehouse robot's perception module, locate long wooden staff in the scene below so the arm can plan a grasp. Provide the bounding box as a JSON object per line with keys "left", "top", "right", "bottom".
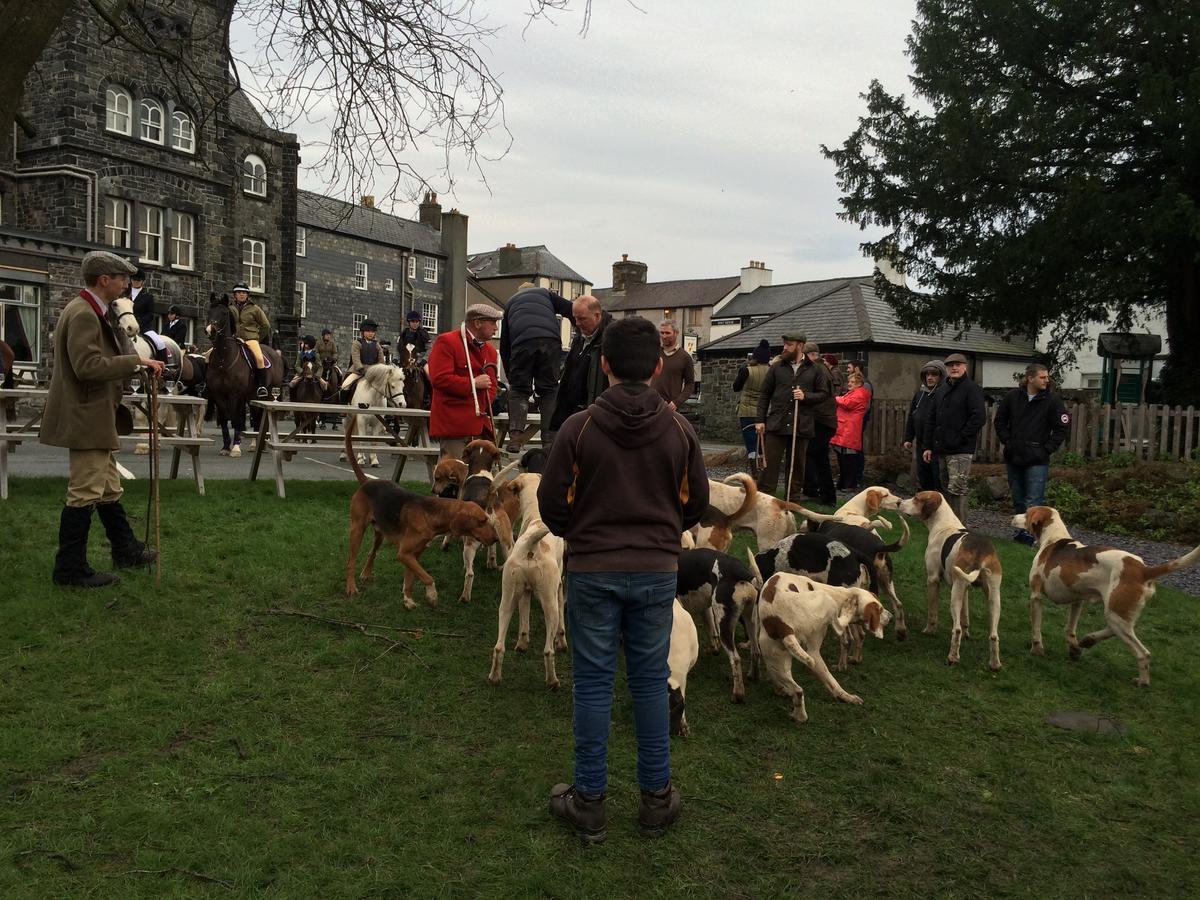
{"left": 148, "top": 371, "right": 162, "bottom": 582}
{"left": 785, "top": 397, "right": 800, "bottom": 501}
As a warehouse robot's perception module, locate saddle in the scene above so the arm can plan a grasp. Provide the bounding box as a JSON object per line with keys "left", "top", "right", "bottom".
{"left": 237, "top": 339, "right": 271, "bottom": 370}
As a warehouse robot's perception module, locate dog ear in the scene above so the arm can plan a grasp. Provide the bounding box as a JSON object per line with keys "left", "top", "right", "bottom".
{"left": 866, "top": 489, "right": 883, "bottom": 513}
{"left": 1026, "top": 506, "right": 1049, "bottom": 537}
{"left": 833, "top": 596, "right": 856, "bottom": 637}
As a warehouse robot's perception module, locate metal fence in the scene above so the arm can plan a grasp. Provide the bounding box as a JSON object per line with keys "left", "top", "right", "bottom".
{"left": 864, "top": 400, "right": 1200, "bottom": 463}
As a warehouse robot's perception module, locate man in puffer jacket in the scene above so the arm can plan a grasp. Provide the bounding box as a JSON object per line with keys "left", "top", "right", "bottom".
{"left": 995, "top": 362, "right": 1069, "bottom": 545}
{"left": 500, "top": 283, "right": 573, "bottom": 453}
{"left": 903, "top": 360, "right": 946, "bottom": 491}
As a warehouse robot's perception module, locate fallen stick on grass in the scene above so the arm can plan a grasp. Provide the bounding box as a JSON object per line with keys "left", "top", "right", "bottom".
{"left": 259, "top": 608, "right": 464, "bottom": 640}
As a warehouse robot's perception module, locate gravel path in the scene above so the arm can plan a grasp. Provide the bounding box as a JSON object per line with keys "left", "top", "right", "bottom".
{"left": 704, "top": 462, "right": 1200, "bottom": 596}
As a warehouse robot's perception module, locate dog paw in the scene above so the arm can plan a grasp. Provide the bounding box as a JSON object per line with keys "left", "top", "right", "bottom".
{"left": 922, "top": 625, "right": 937, "bottom": 636}
{"left": 989, "top": 660, "right": 1003, "bottom": 672}
{"left": 403, "top": 597, "right": 417, "bottom": 610}
{"left": 843, "top": 694, "right": 864, "bottom": 705}
{"left": 546, "top": 678, "right": 560, "bottom": 691}
{"left": 514, "top": 637, "right": 529, "bottom": 652}
{"left": 487, "top": 673, "right": 502, "bottom": 686}
{"left": 554, "top": 637, "right": 568, "bottom": 652}
{"left": 1030, "top": 642, "right": 1045, "bottom": 656}
{"left": 1133, "top": 676, "right": 1150, "bottom": 687}
{"left": 895, "top": 628, "right": 907, "bottom": 642}
{"left": 946, "top": 655, "right": 960, "bottom": 666}
{"left": 1068, "top": 644, "right": 1082, "bottom": 660}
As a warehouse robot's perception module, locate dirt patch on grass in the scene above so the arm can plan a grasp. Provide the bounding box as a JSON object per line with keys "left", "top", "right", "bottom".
{"left": 58, "top": 748, "right": 119, "bottom": 780}
{"left": 158, "top": 724, "right": 216, "bottom": 754}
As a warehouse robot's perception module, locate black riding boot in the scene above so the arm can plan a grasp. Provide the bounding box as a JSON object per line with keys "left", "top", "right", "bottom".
{"left": 52, "top": 505, "right": 119, "bottom": 587}
{"left": 96, "top": 501, "right": 158, "bottom": 568}
{"left": 506, "top": 395, "right": 529, "bottom": 454}
{"left": 255, "top": 367, "right": 269, "bottom": 398}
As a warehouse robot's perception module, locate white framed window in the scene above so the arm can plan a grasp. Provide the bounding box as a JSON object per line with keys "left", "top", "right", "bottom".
{"left": 354, "top": 261, "right": 368, "bottom": 291}
{"left": 384, "top": 278, "right": 394, "bottom": 292}
{"left": 296, "top": 226, "right": 307, "bottom": 257}
{"left": 170, "top": 211, "right": 194, "bottom": 270}
{"left": 243, "top": 154, "right": 267, "bottom": 196}
{"left": 421, "top": 301, "right": 439, "bottom": 332}
{"left": 242, "top": 237, "right": 266, "bottom": 291}
{"left": 170, "top": 110, "right": 195, "bottom": 153}
{"left": 407, "top": 256, "right": 417, "bottom": 279}
{"left": 105, "top": 86, "right": 132, "bottom": 135}
{"left": 353, "top": 312, "right": 367, "bottom": 331}
{"left": 423, "top": 257, "right": 440, "bottom": 283}
{"left": 105, "top": 197, "right": 132, "bottom": 248}
{"left": 139, "top": 205, "right": 164, "bottom": 264}
{"left": 295, "top": 281, "right": 307, "bottom": 318}
{"left": 0, "top": 281, "right": 43, "bottom": 366}
{"left": 139, "top": 98, "right": 164, "bottom": 144}
{"left": 1083, "top": 373, "right": 1103, "bottom": 390}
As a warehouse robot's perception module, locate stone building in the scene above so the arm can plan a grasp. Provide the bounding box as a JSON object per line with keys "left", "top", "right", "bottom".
{"left": 295, "top": 191, "right": 466, "bottom": 360}
{"left": 467, "top": 243, "right": 591, "bottom": 307}
{"left": 0, "top": 0, "right": 298, "bottom": 377}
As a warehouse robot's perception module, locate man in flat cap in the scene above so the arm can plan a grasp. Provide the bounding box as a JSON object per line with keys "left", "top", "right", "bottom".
{"left": 428, "top": 303, "right": 502, "bottom": 461}
{"left": 500, "top": 284, "right": 573, "bottom": 454}
{"left": 921, "top": 352, "right": 986, "bottom": 522}
{"left": 755, "top": 329, "right": 832, "bottom": 503}
{"left": 42, "top": 251, "right": 165, "bottom": 587}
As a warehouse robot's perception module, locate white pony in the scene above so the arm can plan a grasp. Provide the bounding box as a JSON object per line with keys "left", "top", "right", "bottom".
{"left": 340, "top": 363, "right": 406, "bottom": 467}
{"left": 110, "top": 295, "right": 190, "bottom": 442}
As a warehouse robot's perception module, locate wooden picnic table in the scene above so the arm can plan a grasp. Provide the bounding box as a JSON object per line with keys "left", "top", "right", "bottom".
{"left": 0, "top": 388, "right": 211, "bottom": 499}
{"left": 249, "top": 399, "right": 540, "bottom": 498}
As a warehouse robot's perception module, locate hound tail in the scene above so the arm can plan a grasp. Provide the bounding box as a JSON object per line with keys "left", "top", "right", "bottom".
{"left": 746, "top": 547, "right": 765, "bottom": 588}
{"left": 343, "top": 416, "right": 368, "bottom": 486}
{"left": 513, "top": 522, "right": 550, "bottom": 560}
{"left": 1143, "top": 543, "right": 1200, "bottom": 581}
{"left": 952, "top": 565, "right": 983, "bottom": 584}
{"left": 878, "top": 515, "right": 911, "bottom": 553}
{"left": 724, "top": 472, "right": 759, "bottom": 523}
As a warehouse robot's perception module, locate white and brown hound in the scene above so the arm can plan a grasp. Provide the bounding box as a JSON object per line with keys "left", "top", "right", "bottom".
{"left": 1015, "top": 505, "right": 1200, "bottom": 686}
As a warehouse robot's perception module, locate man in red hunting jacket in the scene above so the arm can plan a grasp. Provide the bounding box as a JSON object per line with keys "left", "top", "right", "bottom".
{"left": 428, "top": 303, "right": 502, "bottom": 460}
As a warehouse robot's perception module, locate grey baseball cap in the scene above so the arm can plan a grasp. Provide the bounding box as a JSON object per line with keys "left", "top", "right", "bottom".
{"left": 81, "top": 251, "right": 137, "bottom": 280}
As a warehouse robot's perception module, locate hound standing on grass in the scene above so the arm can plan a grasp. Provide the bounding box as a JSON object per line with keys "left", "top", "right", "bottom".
{"left": 898, "top": 491, "right": 1003, "bottom": 670}
{"left": 1015, "top": 505, "right": 1200, "bottom": 686}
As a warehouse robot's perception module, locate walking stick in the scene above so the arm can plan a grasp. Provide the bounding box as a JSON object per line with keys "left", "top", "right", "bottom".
{"left": 148, "top": 370, "right": 162, "bottom": 583}
{"left": 785, "top": 396, "right": 800, "bottom": 501}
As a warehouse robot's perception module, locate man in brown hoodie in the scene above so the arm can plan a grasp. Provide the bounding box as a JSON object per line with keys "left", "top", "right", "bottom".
{"left": 538, "top": 315, "right": 709, "bottom": 844}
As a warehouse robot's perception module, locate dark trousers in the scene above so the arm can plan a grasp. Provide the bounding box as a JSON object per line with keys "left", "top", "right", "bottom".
{"left": 758, "top": 431, "right": 809, "bottom": 501}
{"left": 915, "top": 448, "right": 942, "bottom": 492}
{"left": 803, "top": 421, "right": 836, "bottom": 504}
{"left": 506, "top": 337, "right": 562, "bottom": 437}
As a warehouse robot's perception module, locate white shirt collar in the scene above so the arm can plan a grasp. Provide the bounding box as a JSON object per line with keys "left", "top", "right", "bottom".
{"left": 84, "top": 288, "right": 110, "bottom": 314}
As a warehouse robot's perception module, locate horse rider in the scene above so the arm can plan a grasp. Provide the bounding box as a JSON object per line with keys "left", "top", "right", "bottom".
{"left": 317, "top": 327, "right": 338, "bottom": 380}
{"left": 130, "top": 267, "right": 156, "bottom": 334}
{"left": 401, "top": 309, "right": 431, "bottom": 358}
{"left": 230, "top": 281, "right": 271, "bottom": 398}
{"left": 341, "top": 318, "right": 382, "bottom": 394}
{"left": 290, "top": 335, "right": 328, "bottom": 392}
{"left": 163, "top": 304, "right": 189, "bottom": 348}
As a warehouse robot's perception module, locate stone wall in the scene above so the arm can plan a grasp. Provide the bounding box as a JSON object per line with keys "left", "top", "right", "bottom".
{"left": 697, "top": 355, "right": 747, "bottom": 443}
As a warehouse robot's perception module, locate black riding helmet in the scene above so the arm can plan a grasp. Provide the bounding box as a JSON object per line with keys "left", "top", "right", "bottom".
{"left": 302, "top": 335, "right": 317, "bottom": 348}
{"left": 360, "top": 319, "right": 379, "bottom": 333}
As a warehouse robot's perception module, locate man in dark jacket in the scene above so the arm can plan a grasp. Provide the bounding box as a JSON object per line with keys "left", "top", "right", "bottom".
{"left": 539, "top": 315, "right": 708, "bottom": 844}
{"left": 802, "top": 341, "right": 837, "bottom": 505}
{"left": 922, "top": 352, "right": 986, "bottom": 522}
{"left": 546, "top": 295, "right": 609, "bottom": 446}
{"left": 995, "top": 362, "right": 1069, "bottom": 545}
{"left": 903, "top": 360, "right": 946, "bottom": 491}
{"left": 755, "top": 329, "right": 832, "bottom": 503}
{"left": 129, "top": 268, "right": 156, "bottom": 335}
{"left": 500, "top": 284, "right": 573, "bottom": 453}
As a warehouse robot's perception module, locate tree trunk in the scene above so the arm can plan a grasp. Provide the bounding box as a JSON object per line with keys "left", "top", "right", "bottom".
{"left": 1161, "top": 248, "right": 1200, "bottom": 406}
{"left": 0, "top": 0, "right": 75, "bottom": 147}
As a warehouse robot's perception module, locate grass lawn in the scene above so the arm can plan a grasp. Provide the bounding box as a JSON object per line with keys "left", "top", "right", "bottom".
{"left": 2, "top": 477, "right": 1199, "bottom": 898}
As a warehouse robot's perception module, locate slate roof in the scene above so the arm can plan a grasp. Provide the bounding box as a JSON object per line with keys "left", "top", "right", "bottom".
{"left": 594, "top": 276, "right": 741, "bottom": 313}
{"left": 467, "top": 245, "right": 589, "bottom": 284}
{"left": 713, "top": 275, "right": 866, "bottom": 319}
{"left": 700, "top": 279, "right": 1036, "bottom": 358}
{"left": 296, "top": 191, "right": 444, "bottom": 255}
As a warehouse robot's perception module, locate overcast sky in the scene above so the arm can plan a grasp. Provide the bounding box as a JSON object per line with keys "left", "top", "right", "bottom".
{"left": 240, "top": 0, "right": 920, "bottom": 289}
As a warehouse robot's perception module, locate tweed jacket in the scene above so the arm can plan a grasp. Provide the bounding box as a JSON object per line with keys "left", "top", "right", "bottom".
{"left": 41, "top": 294, "right": 140, "bottom": 450}
{"left": 231, "top": 300, "right": 270, "bottom": 342}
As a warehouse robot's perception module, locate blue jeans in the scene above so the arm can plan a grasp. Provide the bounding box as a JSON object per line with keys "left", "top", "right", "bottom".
{"left": 739, "top": 416, "right": 758, "bottom": 456}
{"left": 565, "top": 570, "right": 676, "bottom": 796}
{"left": 1007, "top": 463, "right": 1049, "bottom": 513}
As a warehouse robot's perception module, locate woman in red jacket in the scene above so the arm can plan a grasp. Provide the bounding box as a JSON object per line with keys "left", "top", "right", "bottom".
{"left": 831, "top": 372, "right": 871, "bottom": 490}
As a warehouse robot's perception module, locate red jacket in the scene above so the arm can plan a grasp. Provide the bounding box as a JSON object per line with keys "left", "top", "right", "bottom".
{"left": 428, "top": 328, "right": 498, "bottom": 439}
{"left": 831, "top": 386, "right": 871, "bottom": 450}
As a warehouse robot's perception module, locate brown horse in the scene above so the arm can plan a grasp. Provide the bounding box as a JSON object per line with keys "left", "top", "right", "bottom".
{"left": 394, "top": 344, "right": 428, "bottom": 443}
{"left": 205, "top": 298, "right": 283, "bottom": 457}
{"left": 290, "top": 360, "right": 324, "bottom": 438}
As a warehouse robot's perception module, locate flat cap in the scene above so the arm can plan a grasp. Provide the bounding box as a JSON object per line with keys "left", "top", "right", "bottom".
{"left": 781, "top": 330, "right": 806, "bottom": 342}
{"left": 944, "top": 352, "right": 969, "bottom": 364}
{"left": 465, "top": 303, "right": 503, "bottom": 321}
{"left": 81, "top": 251, "right": 137, "bottom": 279}
{"left": 803, "top": 341, "right": 821, "bottom": 353}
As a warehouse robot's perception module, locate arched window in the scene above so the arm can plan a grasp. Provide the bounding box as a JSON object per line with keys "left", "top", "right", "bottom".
{"left": 170, "top": 110, "right": 195, "bottom": 153}
{"left": 242, "top": 154, "right": 267, "bottom": 196}
{"left": 139, "top": 98, "right": 164, "bottom": 144}
{"left": 105, "top": 86, "right": 132, "bottom": 135}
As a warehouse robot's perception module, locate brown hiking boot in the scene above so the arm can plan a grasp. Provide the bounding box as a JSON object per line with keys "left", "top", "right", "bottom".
{"left": 638, "top": 782, "right": 681, "bottom": 837}
{"left": 548, "top": 783, "right": 607, "bottom": 844}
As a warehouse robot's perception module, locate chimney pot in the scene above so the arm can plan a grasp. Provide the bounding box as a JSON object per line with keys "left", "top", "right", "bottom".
{"left": 622, "top": 253, "right": 628, "bottom": 262}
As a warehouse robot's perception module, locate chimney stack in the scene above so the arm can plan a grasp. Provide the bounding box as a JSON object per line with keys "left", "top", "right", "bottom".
{"left": 418, "top": 191, "right": 442, "bottom": 231}
{"left": 739, "top": 259, "right": 773, "bottom": 294}
{"left": 612, "top": 253, "right": 648, "bottom": 293}
{"left": 498, "top": 242, "right": 523, "bottom": 275}
{"left": 360, "top": 195, "right": 375, "bottom": 209}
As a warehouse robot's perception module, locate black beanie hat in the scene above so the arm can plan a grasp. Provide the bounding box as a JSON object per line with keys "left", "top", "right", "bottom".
{"left": 752, "top": 339, "right": 771, "bottom": 363}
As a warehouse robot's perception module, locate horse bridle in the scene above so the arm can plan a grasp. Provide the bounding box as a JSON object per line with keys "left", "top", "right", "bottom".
{"left": 114, "top": 306, "right": 139, "bottom": 334}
